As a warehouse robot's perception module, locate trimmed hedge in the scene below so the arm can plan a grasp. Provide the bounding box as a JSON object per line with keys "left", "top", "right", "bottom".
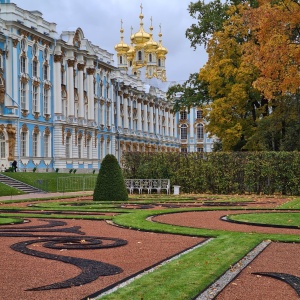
{"left": 93, "top": 154, "right": 128, "bottom": 201}
{"left": 122, "top": 152, "right": 300, "bottom": 195}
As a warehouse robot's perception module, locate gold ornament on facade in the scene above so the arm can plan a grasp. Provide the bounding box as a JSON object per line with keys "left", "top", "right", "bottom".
{"left": 6, "top": 124, "right": 16, "bottom": 160}
{"left": 67, "top": 59, "right": 75, "bottom": 68}
{"left": 62, "top": 125, "right": 65, "bottom": 145}
{"left": 44, "top": 114, "right": 50, "bottom": 121}
{"left": 54, "top": 54, "right": 63, "bottom": 63}
{"left": 66, "top": 129, "right": 72, "bottom": 138}
{"left": 77, "top": 63, "right": 85, "bottom": 71}
{"left": 87, "top": 68, "right": 95, "bottom": 75}
{"left": 12, "top": 39, "right": 19, "bottom": 48}
{"left": 21, "top": 110, "right": 28, "bottom": 117}
{"left": 94, "top": 129, "right": 97, "bottom": 148}
{"left": 73, "top": 29, "right": 82, "bottom": 48}
{"left": 34, "top": 112, "right": 39, "bottom": 119}
{"left": 33, "top": 125, "right": 40, "bottom": 134}
{"left": 44, "top": 127, "right": 50, "bottom": 136}
{"left": 100, "top": 136, "right": 104, "bottom": 142}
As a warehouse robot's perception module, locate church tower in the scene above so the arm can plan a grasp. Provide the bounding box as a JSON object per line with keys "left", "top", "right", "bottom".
{"left": 115, "top": 4, "right": 168, "bottom": 82}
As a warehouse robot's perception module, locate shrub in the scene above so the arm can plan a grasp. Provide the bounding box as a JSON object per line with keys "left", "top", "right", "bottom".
{"left": 69, "top": 169, "right": 73, "bottom": 174}
{"left": 73, "top": 169, "right": 77, "bottom": 174}
{"left": 33, "top": 167, "right": 37, "bottom": 173}
{"left": 93, "top": 169, "right": 96, "bottom": 174}
{"left": 55, "top": 168, "right": 59, "bottom": 173}
{"left": 93, "top": 154, "right": 128, "bottom": 201}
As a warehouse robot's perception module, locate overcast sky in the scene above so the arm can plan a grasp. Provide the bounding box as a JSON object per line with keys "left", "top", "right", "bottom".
{"left": 13, "top": 0, "right": 208, "bottom": 83}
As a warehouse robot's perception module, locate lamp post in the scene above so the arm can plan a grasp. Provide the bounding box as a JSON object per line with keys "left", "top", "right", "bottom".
{"left": 5, "top": 92, "right": 20, "bottom": 171}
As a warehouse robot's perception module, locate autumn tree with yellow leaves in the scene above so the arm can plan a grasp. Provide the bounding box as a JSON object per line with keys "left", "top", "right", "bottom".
{"left": 169, "top": 0, "right": 300, "bottom": 151}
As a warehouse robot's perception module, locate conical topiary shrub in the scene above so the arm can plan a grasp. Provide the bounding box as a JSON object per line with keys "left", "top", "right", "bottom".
{"left": 93, "top": 154, "right": 128, "bottom": 201}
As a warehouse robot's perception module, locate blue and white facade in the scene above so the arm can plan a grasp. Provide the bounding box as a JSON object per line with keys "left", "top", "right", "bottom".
{"left": 0, "top": 1, "right": 214, "bottom": 172}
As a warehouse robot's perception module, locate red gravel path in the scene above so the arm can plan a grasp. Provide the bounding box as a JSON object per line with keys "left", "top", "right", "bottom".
{"left": 216, "top": 242, "right": 300, "bottom": 300}
{"left": 0, "top": 218, "right": 204, "bottom": 300}
{"left": 153, "top": 210, "right": 300, "bottom": 235}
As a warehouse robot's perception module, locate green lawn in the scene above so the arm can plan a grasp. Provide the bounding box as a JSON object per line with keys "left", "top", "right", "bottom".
{"left": 227, "top": 212, "right": 300, "bottom": 227}
{"left": 0, "top": 194, "right": 299, "bottom": 299}
{"left": 0, "top": 181, "right": 24, "bottom": 196}
{"left": 1, "top": 172, "right": 97, "bottom": 195}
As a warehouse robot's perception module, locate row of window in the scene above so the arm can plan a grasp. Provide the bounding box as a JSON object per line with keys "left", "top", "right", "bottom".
{"left": 20, "top": 82, "right": 50, "bottom": 115}
{"left": 180, "top": 123, "right": 204, "bottom": 140}
{"left": 180, "top": 110, "right": 203, "bottom": 120}
{"left": 20, "top": 131, "right": 50, "bottom": 158}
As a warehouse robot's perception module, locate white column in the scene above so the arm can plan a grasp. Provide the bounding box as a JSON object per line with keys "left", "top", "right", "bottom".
{"left": 149, "top": 104, "right": 154, "bottom": 133}
{"left": 53, "top": 55, "right": 62, "bottom": 114}
{"left": 165, "top": 110, "right": 169, "bottom": 136}
{"left": 87, "top": 67, "right": 95, "bottom": 120}
{"left": 155, "top": 105, "right": 159, "bottom": 134}
{"left": 123, "top": 96, "right": 129, "bottom": 129}
{"left": 143, "top": 101, "right": 148, "bottom": 133}
{"left": 77, "top": 63, "right": 84, "bottom": 119}
{"left": 117, "top": 93, "right": 121, "bottom": 129}
{"left": 67, "top": 59, "right": 75, "bottom": 117}
{"left": 100, "top": 100, "right": 105, "bottom": 126}
{"left": 137, "top": 99, "right": 142, "bottom": 131}
{"left": 190, "top": 108, "right": 195, "bottom": 138}
{"left": 170, "top": 110, "right": 174, "bottom": 138}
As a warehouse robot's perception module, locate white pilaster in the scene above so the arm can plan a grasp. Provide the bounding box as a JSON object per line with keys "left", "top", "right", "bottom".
{"left": 78, "top": 63, "right": 84, "bottom": 119}
{"left": 67, "top": 59, "right": 75, "bottom": 117}
{"left": 87, "top": 67, "right": 95, "bottom": 120}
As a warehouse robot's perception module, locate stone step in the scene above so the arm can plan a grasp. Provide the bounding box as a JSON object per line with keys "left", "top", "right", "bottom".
{"left": 0, "top": 174, "right": 45, "bottom": 194}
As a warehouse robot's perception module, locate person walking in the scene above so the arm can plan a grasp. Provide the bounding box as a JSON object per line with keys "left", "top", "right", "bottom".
{"left": 12, "top": 160, "right": 17, "bottom": 172}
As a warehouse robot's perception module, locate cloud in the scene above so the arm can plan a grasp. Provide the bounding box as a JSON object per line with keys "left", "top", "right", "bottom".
{"left": 13, "top": 0, "right": 207, "bottom": 82}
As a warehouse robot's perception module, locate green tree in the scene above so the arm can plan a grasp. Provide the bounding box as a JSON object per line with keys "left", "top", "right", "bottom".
{"left": 93, "top": 154, "right": 128, "bottom": 201}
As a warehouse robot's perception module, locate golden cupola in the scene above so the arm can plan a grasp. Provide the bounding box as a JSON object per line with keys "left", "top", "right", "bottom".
{"left": 156, "top": 30, "right": 168, "bottom": 57}
{"left": 114, "top": 21, "right": 130, "bottom": 54}
{"left": 144, "top": 20, "right": 159, "bottom": 52}
{"left": 130, "top": 6, "right": 150, "bottom": 45}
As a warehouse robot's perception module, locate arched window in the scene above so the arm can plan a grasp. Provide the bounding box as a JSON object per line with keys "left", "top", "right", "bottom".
{"left": 197, "top": 110, "right": 203, "bottom": 119}
{"left": 32, "top": 85, "right": 39, "bottom": 112}
{"left": 43, "top": 88, "right": 49, "bottom": 115}
{"left": 0, "top": 132, "right": 5, "bottom": 158}
{"left": 20, "top": 131, "right": 28, "bottom": 157}
{"left": 180, "top": 111, "right": 187, "bottom": 120}
{"left": 78, "top": 136, "right": 82, "bottom": 158}
{"left": 32, "top": 132, "right": 39, "bottom": 157}
{"left": 66, "top": 136, "right": 71, "bottom": 158}
{"left": 44, "top": 134, "right": 50, "bottom": 158}
{"left": 158, "top": 58, "right": 161, "bottom": 67}
{"left": 20, "top": 56, "right": 26, "bottom": 73}
{"left": 32, "top": 60, "right": 38, "bottom": 77}
{"left": 180, "top": 124, "right": 187, "bottom": 140}
{"left": 20, "top": 82, "right": 27, "bottom": 110}
{"left": 43, "top": 64, "right": 48, "bottom": 80}
{"left": 138, "top": 51, "right": 142, "bottom": 61}
{"left": 119, "top": 56, "right": 123, "bottom": 64}
{"left": 197, "top": 123, "right": 204, "bottom": 139}
{"left": 149, "top": 53, "right": 152, "bottom": 62}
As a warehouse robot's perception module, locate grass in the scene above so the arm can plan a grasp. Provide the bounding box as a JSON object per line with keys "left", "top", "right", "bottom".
{"left": 0, "top": 194, "right": 299, "bottom": 299}
{"left": 279, "top": 198, "right": 300, "bottom": 209}
{"left": 0, "top": 172, "right": 97, "bottom": 195}
{"left": 227, "top": 212, "right": 300, "bottom": 227}
{"left": 0, "top": 182, "right": 25, "bottom": 196}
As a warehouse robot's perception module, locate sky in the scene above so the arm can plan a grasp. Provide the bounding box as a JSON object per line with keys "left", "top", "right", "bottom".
{"left": 12, "top": 0, "right": 208, "bottom": 84}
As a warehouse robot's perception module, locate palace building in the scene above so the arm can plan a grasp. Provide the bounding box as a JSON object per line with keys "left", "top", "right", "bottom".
{"left": 0, "top": 1, "right": 214, "bottom": 172}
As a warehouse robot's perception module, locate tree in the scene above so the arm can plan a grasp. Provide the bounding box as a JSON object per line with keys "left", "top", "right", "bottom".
{"left": 199, "top": 5, "right": 262, "bottom": 150}
{"left": 166, "top": 73, "right": 210, "bottom": 112}
{"left": 93, "top": 154, "right": 128, "bottom": 201}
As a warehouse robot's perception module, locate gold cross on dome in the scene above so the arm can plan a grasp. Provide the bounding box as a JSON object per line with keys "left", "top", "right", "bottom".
{"left": 140, "top": 3, "right": 143, "bottom": 14}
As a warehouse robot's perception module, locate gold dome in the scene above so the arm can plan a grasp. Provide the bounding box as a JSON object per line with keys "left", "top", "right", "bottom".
{"left": 144, "top": 23, "right": 159, "bottom": 51}
{"left": 156, "top": 31, "right": 168, "bottom": 56}
{"left": 130, "top": 7, "right": 150, "bottom": 45}
{"left": 115, "top": 24, "right": 130, "bottom": 53}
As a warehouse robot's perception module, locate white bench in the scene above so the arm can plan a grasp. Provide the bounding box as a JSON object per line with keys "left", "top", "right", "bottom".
{"left": 125, "top": 179, "right": 170, "bottom": 194}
